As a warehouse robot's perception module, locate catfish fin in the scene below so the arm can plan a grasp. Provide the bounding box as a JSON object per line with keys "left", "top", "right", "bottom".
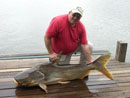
{"left": 58, "top": 81, "right": 70, "bottom": 84}
{"left": 39, "top": 83, "right": 48, "bottom": 93}
{"left": 80, "top": 70, "right": 90, "bottom": 79}
{"left": 93, "top": 54, "right": 114, "bottom": 80}
{"left": 30, "top": 71, "right": 45, "bottom": 82}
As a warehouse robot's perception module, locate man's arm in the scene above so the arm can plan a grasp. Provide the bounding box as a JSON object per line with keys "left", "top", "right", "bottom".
{"left": 44, "top": 34, "right": 57, "bottom": 61}
{"left": 81, "top": 44, "right": 92, "bottom": 63}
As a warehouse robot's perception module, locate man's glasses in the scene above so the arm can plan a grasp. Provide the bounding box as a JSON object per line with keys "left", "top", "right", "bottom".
{"left": 72, "top": 13, "right": 81, "bottom": 20}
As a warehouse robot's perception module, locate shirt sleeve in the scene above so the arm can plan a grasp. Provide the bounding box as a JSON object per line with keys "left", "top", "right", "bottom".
{"left": 46, "top": 17, "right": 59, "bottom": 37}
{"left": 80, "top": 23, "right": 88, "bottom": 45}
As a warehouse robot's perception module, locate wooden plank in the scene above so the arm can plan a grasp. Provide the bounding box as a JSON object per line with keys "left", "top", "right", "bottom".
{"left": 0, "top": 59, "right": 129, "bottom": 70}
{"left": 0, "top": 58, "right": 49, "bottom": 69}
{"left": 2, "top": 73, "right": 130, "bottom": 91}
{"left": 0, "top": 78, "right": 128, "bottom": 97}
{"left": 0, "top": 79, "right": 129, "bottom": 98}
{"left": 115, "top": 41, "right": 128, "bottom": 62}
{"left": 0, "top": 71, "right": 129, "bottom": 84}
{"left": 0, "top": 66, "right": 128, "bottom": 74}
{"left": 0, "top": 50, "right": 110, "bottom": 60}
{"left": 1, "top": 72, "right": 130, "bottom": 91}
{"left": 0, "top": 61, "right": 130, "bottom": 77}
{"left": 0, "top": 90, "right": 94, "bottom": 98}
{"left": 1, "top": 65, "right": 130, "bottom": 75}
{"left": 0, "top": 55, "right": 104, "bottom": 69}
{"left": 93, "top": 90, "right": 130, "bottom": 98}
{"left": 0, "top": 66, "right": 130, "bottom": 83}
{"left": 0, "top": 79, "right": 116, "bottom": 90}
{"left": 0, "top": 80, "right": 92, "bottom": 97}
{"left": 97, "top": 82, "right": 130, "bottom": 93}
{"left": 1, "top": 66, "right": 130, "bottom": 83}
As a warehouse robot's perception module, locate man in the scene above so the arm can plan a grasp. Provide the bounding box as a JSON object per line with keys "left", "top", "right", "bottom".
{"left": 44, "top": 7, "right": 92, "bottom": 65}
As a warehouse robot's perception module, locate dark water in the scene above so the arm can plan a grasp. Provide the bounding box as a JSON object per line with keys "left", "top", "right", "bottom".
{"left": 0, "top": 0, "right": 130, "bottom": 62}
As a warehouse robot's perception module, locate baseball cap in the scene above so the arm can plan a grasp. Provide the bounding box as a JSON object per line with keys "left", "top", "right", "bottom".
{"left": 71, "top": 7, "right": 83, "bottom": 16}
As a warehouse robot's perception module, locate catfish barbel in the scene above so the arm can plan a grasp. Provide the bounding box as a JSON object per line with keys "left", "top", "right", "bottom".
{"left": 14, "top": 54, "right": 113, "bottom": 93}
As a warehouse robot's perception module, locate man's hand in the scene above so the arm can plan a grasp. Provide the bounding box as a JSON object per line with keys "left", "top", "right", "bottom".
{"left": 49, "top": 53, "right": 58, "bottom": 62}
{"left": 44, "top": 34, "right": 58, "bottom": 62}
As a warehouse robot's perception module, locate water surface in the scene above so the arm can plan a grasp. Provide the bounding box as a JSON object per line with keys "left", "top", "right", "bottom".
{"left": 0, "top": 0, "right": 130, "bottom": 62}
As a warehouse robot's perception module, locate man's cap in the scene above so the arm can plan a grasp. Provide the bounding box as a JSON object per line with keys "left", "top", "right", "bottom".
{"left": 71, "top": 7, "right": 83, "bottom": 16}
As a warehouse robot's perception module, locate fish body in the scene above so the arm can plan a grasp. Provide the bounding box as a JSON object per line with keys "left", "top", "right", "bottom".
{"left": 14, "top": 54, "right": 113, "bottom": 93}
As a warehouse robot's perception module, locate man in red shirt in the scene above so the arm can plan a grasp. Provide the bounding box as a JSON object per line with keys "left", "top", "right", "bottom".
{"left": 44, "top": 7, "right": 92, "bottom": 65}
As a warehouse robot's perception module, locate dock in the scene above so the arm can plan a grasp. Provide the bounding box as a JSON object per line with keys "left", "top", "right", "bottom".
{"left": 0, "top": 53, "right": 130, "bottom": 98}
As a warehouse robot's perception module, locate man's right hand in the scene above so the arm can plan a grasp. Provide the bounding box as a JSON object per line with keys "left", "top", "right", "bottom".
{"left": 49, "top": 53, "right": 58, "bottom": 62}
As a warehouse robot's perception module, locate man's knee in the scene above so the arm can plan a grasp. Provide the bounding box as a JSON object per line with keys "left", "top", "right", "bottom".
{"left": 58, "top": 54, "right": 72, "bottom": 64}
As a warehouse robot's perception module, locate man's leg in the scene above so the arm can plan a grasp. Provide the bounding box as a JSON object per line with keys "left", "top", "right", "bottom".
{"left": 58, "top": 41, "right": 93, "bottom": 65}
{"left": 58, "top": 54, "right": 72, "bottom": 65}
{"left": 79, "top": 41, "right": 93, "bottom": 79}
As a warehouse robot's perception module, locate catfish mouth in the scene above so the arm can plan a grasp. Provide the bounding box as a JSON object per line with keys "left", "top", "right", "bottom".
{"left": 13, "top": 79, "right": 23, "bottom": 86}
{"left": 13, "top": 79, "right": 37, "bottom": 86}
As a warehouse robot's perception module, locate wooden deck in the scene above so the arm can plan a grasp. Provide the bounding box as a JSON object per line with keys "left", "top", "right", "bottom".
{"left": 0, "top": 54, "right": 130, "bottom": 98}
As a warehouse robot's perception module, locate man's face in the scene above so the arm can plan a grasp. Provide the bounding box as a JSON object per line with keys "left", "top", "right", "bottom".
{"left": 68, "top": 11, "right": 82, "bottom": 25}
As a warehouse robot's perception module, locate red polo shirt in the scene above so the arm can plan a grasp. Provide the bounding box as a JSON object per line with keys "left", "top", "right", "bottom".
{"left": 46, "top": 14, "right": 88, "bottom": 55}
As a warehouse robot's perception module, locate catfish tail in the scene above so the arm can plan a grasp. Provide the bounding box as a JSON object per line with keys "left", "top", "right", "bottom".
{"left": 92, "top": 54, "right": 114, "bottom": 80}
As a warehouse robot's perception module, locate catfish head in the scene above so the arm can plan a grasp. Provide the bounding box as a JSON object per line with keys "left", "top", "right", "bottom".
{"left": 14, "top": 66, "right": 45, "bottom": 86}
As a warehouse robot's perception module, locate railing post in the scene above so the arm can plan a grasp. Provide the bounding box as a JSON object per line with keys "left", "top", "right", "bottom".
{"left": 115, "top": 41, "right": 128, "bottom": 62}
